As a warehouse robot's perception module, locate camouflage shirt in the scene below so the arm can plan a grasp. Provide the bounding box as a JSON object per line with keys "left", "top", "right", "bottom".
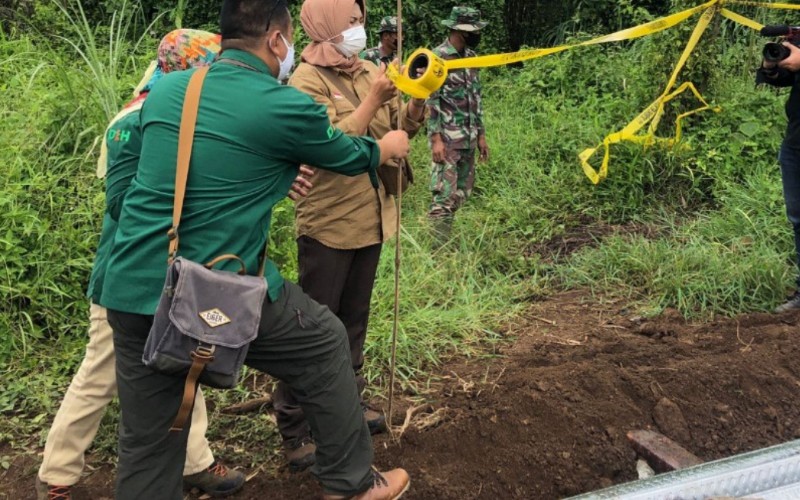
{"left": 360, "top": 45, "right": 395, "bottom": 66}
{"left": 427, "top": 38, "right": 485, "bottom": 149}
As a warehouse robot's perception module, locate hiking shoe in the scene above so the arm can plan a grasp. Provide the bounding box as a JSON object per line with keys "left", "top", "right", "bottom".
{"left": 774, "top": 291, "right": 800, "bottom": 313}
{"left": 283, "top": 436, "right": 316, "bottom": 473}
{"left": 183, "top": 461, "right": 245, "bottom": 497}
{"left": 323, "top": 468, "right": 410, "bottom": 500}
{"left": 35, "top": 477, "right": 72, "bottom": 500}
{"left": 363, "top": 404, "right": 388, "bottom": 435}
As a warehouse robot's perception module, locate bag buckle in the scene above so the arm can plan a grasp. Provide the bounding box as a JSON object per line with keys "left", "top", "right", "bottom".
{"left": 167, "top": 227, "right": 180, "bottom": 263}
{"left": 192, "top": 344, "right": 216, "bottom": 361}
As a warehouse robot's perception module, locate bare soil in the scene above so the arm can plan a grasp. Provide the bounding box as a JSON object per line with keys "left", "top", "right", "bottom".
{"left": 3, "top": 291, "right": 800, "bottom": 500}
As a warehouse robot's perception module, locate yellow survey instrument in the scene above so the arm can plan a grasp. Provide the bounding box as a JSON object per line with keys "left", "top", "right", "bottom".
{"left": 386, "top": 48, "right": 448, "bottom": 99}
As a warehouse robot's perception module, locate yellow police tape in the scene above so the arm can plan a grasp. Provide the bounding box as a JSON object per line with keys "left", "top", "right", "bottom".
{"left": 387, "top": 1, "right": 715, "bottom": 98}
{"left": 727, "top": 1, "right": 800, "bottom": 10}
{"left": 387, "top": 0, "right": 797, "bottom": 183}
{"left": 581, "top": 5, "right": 719, "bottom": 183}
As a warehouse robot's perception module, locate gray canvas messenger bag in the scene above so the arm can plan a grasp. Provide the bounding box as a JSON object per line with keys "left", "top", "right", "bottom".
{"left": 141, "top": 66, "right": 267, "bottom": 432}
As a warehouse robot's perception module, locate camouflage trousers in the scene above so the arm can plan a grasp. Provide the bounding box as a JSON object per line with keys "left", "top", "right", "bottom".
{"left": 428, "top": 147, "right": 476, "bottom": 219}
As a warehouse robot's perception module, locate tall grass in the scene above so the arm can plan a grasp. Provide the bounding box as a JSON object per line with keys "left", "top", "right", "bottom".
{"left": 0, "top": 1, "right": 154, "bottom": 436}
{"left": 50, "top": 0, "right": 157, "bottom": 122}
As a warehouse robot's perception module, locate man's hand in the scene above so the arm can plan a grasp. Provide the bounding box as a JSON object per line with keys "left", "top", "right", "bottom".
{"left": 478, "top": 134, "right": 489, "bottom": 162}
{"left": 778, "top": 42, "right": 800, "bottom": 72}
{"left": 431, "top": 134, "right": 446, "bottom": 163}
{"left": 288, "top": 165, "right": 314, "bottom": 202}
{"left": 378, "top": 130, "right": 410, "bottom": 161}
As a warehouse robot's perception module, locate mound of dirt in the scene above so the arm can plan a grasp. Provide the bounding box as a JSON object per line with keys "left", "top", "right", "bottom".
{"left": 3, "top": 291, "right": 799, "bottom": 499}
{"left": 369, "top": 292, "right": 800, "bottom": 499}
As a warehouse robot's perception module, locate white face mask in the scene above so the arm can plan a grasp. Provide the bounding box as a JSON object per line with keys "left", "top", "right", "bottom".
{"left": 277, "top": 33, "right": 295, "bottom": 81}
{"left": 334, "top": 25, "right": 367, "bottom": 58}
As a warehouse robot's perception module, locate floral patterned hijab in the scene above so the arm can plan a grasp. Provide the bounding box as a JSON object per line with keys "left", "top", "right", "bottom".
{"left": 97, "top": 29, "right": 221, "bottom": 178}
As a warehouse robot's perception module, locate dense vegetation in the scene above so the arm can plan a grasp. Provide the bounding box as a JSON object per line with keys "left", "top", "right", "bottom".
{"left": 1, "top": 0, "right": 799, "bottom": 467}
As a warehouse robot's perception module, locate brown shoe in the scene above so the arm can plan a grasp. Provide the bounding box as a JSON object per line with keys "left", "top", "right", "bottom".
{"left": 323, "top": 468, "right": 410, "bottom": 500}
{"left": 35, "top": 477, "right": 72, "bottom": 500}
{"left": 284, "top": 436, "right": 316, "bottom": 472}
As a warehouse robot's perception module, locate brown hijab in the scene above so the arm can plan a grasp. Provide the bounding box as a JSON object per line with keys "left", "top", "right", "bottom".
{"left": 300, "top": 0, "right": 365, "bottom": 74}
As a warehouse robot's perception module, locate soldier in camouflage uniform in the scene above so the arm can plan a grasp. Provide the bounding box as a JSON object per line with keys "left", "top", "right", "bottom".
{"left": 360, "top": 16, "right": 397, "bottom": 66}
{"left": 427, "top": 6, "right": 489, "bottom": 242}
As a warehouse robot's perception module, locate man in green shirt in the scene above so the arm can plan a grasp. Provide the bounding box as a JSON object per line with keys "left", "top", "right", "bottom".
{"left": 37, "top": 31, "right": 246, "bottom": 500}
{"left": 100, "top": 1, "right": 411, "bottom": 499}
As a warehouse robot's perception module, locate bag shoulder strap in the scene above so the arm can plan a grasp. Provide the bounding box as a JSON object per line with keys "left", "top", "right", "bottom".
{"left": 168, "top": 66, "right": 209, "bottom": 263}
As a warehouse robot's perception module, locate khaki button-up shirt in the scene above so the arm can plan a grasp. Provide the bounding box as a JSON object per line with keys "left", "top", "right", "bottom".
{"left": 289, "top": 61, "right": 425, "bottom": 249}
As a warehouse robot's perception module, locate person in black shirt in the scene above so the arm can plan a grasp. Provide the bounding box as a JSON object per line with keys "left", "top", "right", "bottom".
{"left": 759, "top": 41, "right": 800, "bottom": 312}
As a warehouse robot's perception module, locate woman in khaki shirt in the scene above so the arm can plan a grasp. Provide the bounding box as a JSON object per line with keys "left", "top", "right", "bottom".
{"left": 274, "top": 0, "right": 426, "bottom": 472}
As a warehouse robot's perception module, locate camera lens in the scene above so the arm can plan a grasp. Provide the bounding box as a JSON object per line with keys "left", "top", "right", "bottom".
{"left": 764, "top": 42, "right": 791, "bottom": 63}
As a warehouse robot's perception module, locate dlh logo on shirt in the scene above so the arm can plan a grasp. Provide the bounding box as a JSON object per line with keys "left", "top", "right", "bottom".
{"left": 199, "top": 308, "right": 231, "bottom": 328}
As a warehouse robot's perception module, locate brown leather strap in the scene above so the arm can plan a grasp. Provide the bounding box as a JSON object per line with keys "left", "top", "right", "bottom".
{"left": 170, "top": 346, "right": 215, "bottom": 432}
{"left": 168, "top": 66, "right": 210, "bottom": 263}
{"left": 257, "top": 249, "right": 267, "bottom": 277}
{"left": 205, "top": 253, "right": 247, "bottom": 275}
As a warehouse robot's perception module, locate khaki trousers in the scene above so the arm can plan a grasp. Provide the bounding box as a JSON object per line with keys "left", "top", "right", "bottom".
{"left": 38, "top": 303, "right": 214, "bottom": 486}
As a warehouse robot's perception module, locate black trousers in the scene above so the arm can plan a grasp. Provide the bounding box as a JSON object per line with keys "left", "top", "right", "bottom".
{"left": 109, "top": 282, "right": 374, "bottom": 498}
{"left": 273, "top": 236, "right": 382, "bottom": 441}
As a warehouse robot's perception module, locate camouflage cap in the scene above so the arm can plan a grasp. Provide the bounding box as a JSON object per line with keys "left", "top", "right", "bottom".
{"left": 377, "top": 16, "right": 398, "bottom": 34}
{"left": 441, "top": 6, "right": 488, "bottom": 32}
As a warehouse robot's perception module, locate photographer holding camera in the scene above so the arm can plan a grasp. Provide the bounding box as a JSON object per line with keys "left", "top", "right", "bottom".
{"left": 759, "top": 36, "right": 800, "bottom": 312}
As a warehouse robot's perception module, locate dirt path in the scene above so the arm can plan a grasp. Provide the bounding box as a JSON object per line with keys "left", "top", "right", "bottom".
{"left": 3, "top": 291, "right": 799, "bottom": 499}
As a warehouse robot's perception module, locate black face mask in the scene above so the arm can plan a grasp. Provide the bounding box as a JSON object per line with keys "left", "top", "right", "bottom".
{"left": 464, "top": 32, "right": 481, "bottom": 48}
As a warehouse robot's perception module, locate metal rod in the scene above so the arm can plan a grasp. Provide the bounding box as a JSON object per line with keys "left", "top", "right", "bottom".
{"left": 387, "top": 0, "right": 403, "bottom": 439}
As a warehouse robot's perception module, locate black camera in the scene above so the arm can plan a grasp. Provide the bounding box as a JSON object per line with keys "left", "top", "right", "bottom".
{"left": 761, "top": 25, "right": 800, "bottom": 63}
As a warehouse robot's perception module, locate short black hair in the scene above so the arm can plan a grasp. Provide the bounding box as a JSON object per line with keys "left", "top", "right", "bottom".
{"left": 220, "top": 0, "right": 290, "bottom": 40}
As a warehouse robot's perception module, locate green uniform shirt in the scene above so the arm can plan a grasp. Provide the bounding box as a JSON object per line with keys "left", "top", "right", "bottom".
{"left": 359, "top": 46, "right": 394, "bottom": 66}
{"left": 427, "top": 39, "right": 484, "bottom": 150}
{"left": 87, "top": 106, "right": 144, "bottom": 304}
{"left": 101, "top": 49, "right": 381, "bottom": 315}
{"left": 86, "top": 214, "right": 116, "bottom": 303}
